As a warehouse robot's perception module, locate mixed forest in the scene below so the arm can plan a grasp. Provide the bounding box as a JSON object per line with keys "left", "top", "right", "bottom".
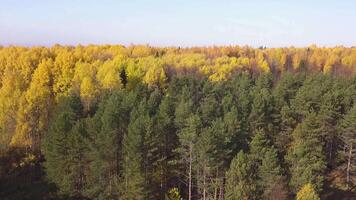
{"left": 0, "top": 45, "right": 355, "bottom": 199}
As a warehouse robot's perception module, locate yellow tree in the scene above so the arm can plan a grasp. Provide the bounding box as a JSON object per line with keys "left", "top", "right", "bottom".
{"left": 96, "top": 59, "right": 123, "bottom": 91}
{"left": 323, "top": 54, "right": 339, "bottom": 74}
{"left": 80, "top": 77, "right": 98, "bottom": 111}
{"left": 296, "top": 183, "right": 320, "bottom": 200}
{"left": 143, "top": 65, "right": 167, "bottom": 87}
{"left": 73, "top": 61, "right": 99, "bottom": 111}
{"left": 0, "top": 70, "right": 23, "bottom": 153}
{"left": 256, "top": 51, "right": 271, "bottom": 73}
{"left": 11, "top": 59, "right": 53, "bottom": 154}
{"left": 52, "top": 48, "right": 77, "bottom": 98}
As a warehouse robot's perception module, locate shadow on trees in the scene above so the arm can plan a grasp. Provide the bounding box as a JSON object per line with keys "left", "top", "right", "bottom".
{"left": 0, "top": 147, "right": 64, "bottom": 200}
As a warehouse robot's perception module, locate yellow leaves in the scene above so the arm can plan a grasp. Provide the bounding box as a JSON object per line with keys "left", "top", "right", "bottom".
{"left": 209, "top": 64, "right": 233, "bottom": 82}
{"left": 10, "top": 115, "right": 32, "bottom": 148}
{"left": 130, "top": 45, "right": 155, "bottom": 57}
{"left": 296, "top": 183, "right": 320, "bottom": 200}
{"left": 25, "top": 59, "right": 52, "bottom": 105}
{"left": 140, "top": 57, "right": 167, "bottom": 87}
{"left": 80, "top": 77, "right": 98, "bottom": 102}
{"left": 165, "top": 188, "right": 183, "bottom": 200}
{"left": 72, "top": 61, "right": 100, "bottom": 107}
{"left": 238, "top": 57, "right": 250, "bottom": 67}
{"left": 99, "top": 68, "right": 122, "bottom": 90}
{"left": 11, "top": 153, "right": 37, "bottom": 169}
{"left": 323, "top": 54, "right": 339, "bottom": 74}
{"left": 292, "top": 52, "right": 304, "bottom": 70}
{"left": 256, "top": 52, "right": 270, "bottom": 73}
{"left": 73, "top": 61, "right": 98, "bottom": 84}
{"left": 260, "top": 60, "right": 270, "bottom": 73}
{"left": 80, "top": 77, "right": 98, "bottom": 111}
{"left": 19, "top": 153, "right": 36, "bottom": 167}
{"left": 208, "top": 56, "right": 248, "bottom": 82}
{"left": 53, "top": 49, "right": 76, "bottom": 97}
{"left": 11, "top": 59, "right": 53, "bottom": 149}
{"left": 96, "top": 56, "right": 128, "bottom": 91}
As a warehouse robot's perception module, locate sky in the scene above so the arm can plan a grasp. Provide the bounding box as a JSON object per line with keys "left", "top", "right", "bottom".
{"left": 0, "top": 0, "right": 355, "bottom": 47}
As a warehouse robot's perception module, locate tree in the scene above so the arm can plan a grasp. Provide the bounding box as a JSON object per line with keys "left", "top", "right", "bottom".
{"left": 259, "top": 149, "right": 288, "bottom": 200}
{"left": 249, "top": 73, "right": 276, "bottom": 136}
{"left": 0, "top": 70, "right": 23, "bottom": 153}
{"left": 85, "top": 91, "right": 137, "bottom": 199}
{"left": 80, "top": 77, "right": 98, "bottom": 112}
{"left": 12, "top": 59, "right": 53, "bottom": 154}
{"left": 176, "top": 114, "right": 201, "bottom": 200}
{"left": 207, "top": 118, "right": 236, "bottom": 200}
{"left": 249, "top": 130, "right": 287, "bottom": 199}
{"left": 225, "top": 151, "right": 256, "bottom": 200}
{"left": 43, "top": 95, "right": 88, "bottom": 197}
{"left": 96, "top": 60, "right": 123, "bottom": 91}
{"left": 120, "top": 102, "right": 148, "bottom": 199}
{"left": 165, "top": 188, "right": 183, "bottom": 200}
{"left": 52, "top": 48, "right": 77, "bottom": 98}
{"left": 195, "top": 128, "right": 213, "bottom": 200}
{"left": 339, "top": 105, "right": 356, "bottom": 190}
{"left": 152, "top": 96, "right": 178, "bottom": 198}
{"left": 286, "top": 113, "right": 326, "bottom": 192}
{"left": 296, "top": 183, "right": 320, "bottom": 200}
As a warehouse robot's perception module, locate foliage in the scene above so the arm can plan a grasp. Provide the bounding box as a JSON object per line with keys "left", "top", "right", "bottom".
{"left": 296, "top": 183, "right": 320, "bottom": 200}
{"left": 0, "top": 45, "right": 356, "bottom": 199}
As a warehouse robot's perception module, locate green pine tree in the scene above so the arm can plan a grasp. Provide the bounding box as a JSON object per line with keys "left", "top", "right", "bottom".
{"left": 225, "top": 151, "right": 256, "bottom": 200}
{"left": 286, "top": 113, "right": 326, "bottom": 193}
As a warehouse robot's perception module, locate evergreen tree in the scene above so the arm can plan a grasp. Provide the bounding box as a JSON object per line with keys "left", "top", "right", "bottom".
{"left": 154, "top": 96, "right": 178, "bottom": 197}
{"left": 225, "top": 151, "right": 256, "bottom": 200}
{"left": 249, "top": 130, "right": 287, "bottom": 199}
{"left": 339, "top": 105, "right": 356, "bottom": 190}
{"left": 195, "top": 127, "right": 213, "bottom": 200}
{"left": 120, "top": 102, "right": 148, "bottom": 199}
{"left": 249, "top": 73, "right": 276, "bottom": 137}
{"left": 176, "top": 114, "right": 201, "bottom": 200}
{"left": 85, "top": 90, "right": 138, "bottom": 199}
{"left": 43, "top": 95, "right": 84, "bottom": 197}
{"left": 286, "top": 113, "right": 326, "bottom": 193}
{"left": 259, "top": 149, "right": 287, "bottom": 200}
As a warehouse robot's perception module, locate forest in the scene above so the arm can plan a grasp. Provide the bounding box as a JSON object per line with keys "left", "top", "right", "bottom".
{"left": 0, "top": 45, "right": 355, "bottom": 200}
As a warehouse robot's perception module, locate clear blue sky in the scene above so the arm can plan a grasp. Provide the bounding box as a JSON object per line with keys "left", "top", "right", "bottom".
{"left": 0, "top": 0, "right": 355, "bottom": 47}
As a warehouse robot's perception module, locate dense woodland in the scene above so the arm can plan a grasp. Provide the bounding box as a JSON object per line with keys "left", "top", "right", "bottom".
{"left": 0, "top": 45, "right": 355, "bottom": 199}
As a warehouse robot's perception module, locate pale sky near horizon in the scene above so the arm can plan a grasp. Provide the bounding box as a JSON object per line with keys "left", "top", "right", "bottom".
{"left": 0, "top": 0, "right": 355, "bottom": 47}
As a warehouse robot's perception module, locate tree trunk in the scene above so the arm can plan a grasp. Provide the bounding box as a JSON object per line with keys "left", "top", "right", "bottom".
{"left": 347, "top": 143, "right": 352, "bottom": 190}
{"left": 203, "top": 167, "right": 206, "bottom": 200}
{"left": 189, "top": 143, "right": 192, "bottom": 200}
{"left": 214, "top": 168, "right": 219, "bottom": 200}
{"left": 218, "top": 178, "right": 224, "bottom": 200}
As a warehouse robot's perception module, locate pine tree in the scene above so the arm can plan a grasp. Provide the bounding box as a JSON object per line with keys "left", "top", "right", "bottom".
{"left": 225, "top": 151, "right": 256, "bottom": 200}
{"left": 176, "top": 114, "right": 201, "bottom": 200}
{"left": 286, "top": 113, "right": 326, "bottom": 193}
{"left": 120, "top": 102, "right": 148, "bottom": 199}
{"left": 153, "top": 96, "right": 178, "bottom": 198}
{"left": 249, "top": 73, "right": 276, "bottom": 136}
{"left": 249, "top": 130, "right": 287, "bottom": 199}
{"left": 43, "top": 95, "right": 88, "bottom": 197}
{"left": 259, "top": 149, "right": 288, "bottom": 200}
{"left": 86, "top": 90, "right": 138, "bottom": 199}
{"left": 195, "top": 126, "right": 214, "bottom": 200}
{"left": 339, "top": 105, "right": 356, "bottom": 190}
